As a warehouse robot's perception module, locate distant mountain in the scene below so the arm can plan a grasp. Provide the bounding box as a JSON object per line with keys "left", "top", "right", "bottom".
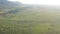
{"left": 0, "top": 0, "right": 22, "bottom": 8}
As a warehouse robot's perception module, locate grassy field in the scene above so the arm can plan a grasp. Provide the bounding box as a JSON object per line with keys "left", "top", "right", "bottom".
{"left": 0, "top": 6, "right": 60, "bottom": 34}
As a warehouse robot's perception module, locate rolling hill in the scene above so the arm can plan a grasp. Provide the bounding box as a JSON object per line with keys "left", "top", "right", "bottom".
{"left": 0, "top": 0, "right": 60, "bottom": 34}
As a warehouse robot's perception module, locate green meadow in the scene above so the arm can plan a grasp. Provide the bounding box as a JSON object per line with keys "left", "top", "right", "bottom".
{"left": 0, "top": 6, "right": 60, "bottom": 34}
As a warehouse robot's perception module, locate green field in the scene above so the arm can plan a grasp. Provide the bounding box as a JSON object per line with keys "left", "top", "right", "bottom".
{"left": 0, "top": 6, "right": 60, "bottom": 34}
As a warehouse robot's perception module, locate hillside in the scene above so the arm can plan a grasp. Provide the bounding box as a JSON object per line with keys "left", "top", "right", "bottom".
{"left": 0, "top": 0, "right": 22, "bottom": 8}
{"left": 0, "top": 0, "right": 22, "bottom": 16}
{"left": 0, "top": 0, "right": 60, "bottom": 34}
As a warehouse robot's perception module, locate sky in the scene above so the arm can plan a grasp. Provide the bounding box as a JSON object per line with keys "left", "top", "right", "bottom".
{"left": 8, "top": 0, "right": 60, "bottom": 5}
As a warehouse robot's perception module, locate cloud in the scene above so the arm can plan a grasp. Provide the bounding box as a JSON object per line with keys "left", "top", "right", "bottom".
{"left": 9, "top": 0, "right": 60, "bottom": 5}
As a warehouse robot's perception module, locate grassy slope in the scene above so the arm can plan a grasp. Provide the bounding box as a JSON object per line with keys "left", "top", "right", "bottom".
{"left": 0, "top": 6, "right": 60, "bottom": 34}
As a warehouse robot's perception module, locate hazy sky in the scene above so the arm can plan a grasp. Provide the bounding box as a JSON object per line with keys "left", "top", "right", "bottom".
{"left": 9, "top": 0, "right": 60, "bottom": 5}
